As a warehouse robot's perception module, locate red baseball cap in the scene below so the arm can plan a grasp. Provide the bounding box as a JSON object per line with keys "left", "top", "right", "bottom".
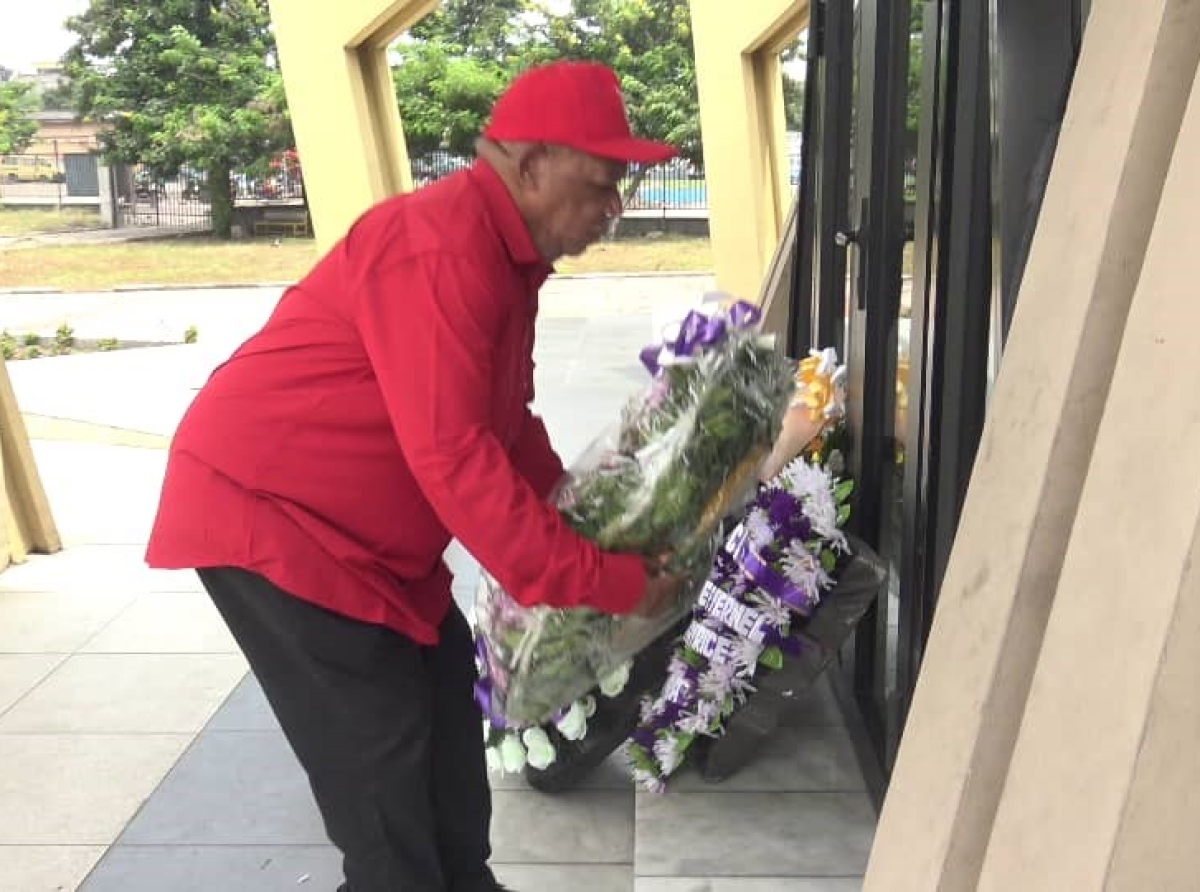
{"left": 484, "top": 61, "right": 679, "bottom": 165}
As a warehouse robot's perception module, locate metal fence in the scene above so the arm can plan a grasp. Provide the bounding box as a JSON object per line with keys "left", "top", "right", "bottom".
{"left": 407, "top": 150, "right": 802, "bottom": 212}
{"left": 114, "top": 164, "right": 213, "bottom": 230}
{"left": 409, "top": 151, "right": 710, "bottom": 210}
{"left": 623, "top": 163, "right": 708, "bottom": 210}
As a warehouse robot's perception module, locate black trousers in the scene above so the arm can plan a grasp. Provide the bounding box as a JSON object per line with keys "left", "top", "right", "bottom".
{"left": 198, "top": 567, "right": 497, "bottom": 892}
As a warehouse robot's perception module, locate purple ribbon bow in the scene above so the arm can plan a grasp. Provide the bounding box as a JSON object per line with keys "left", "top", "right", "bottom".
{"left": 639, "top": 299, "right": 762, "bottom": 376}
{"left": 473, "top": 637, "right": 512, "bottom": 729}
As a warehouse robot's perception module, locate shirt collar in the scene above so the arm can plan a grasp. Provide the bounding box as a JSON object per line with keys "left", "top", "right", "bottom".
{"left": 469, "top": 159, "right": 553, "bottom": 277}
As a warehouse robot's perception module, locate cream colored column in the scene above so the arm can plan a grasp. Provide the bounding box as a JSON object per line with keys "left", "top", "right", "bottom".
{"left": 267, "top": 0, "right": 442, "bottom": 249}
{"left": 862, "top": 0, "right": 1200, "bottom": 888}
{"left": 689, "top": 0, "right": 808, "bottom": 303}
{"left": 975, "top": 50, "right": 1200, "bottom": 892}
{"left": 0, "top": 361, "right": 60, "bottom": 570}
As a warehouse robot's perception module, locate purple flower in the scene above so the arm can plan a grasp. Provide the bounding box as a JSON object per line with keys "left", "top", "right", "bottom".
{"left": 767, "top": 489, "right": 799, "bottom": 528}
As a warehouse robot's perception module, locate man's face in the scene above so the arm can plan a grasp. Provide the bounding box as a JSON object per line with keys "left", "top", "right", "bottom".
{"left": 527, "top": 146, "right": 627, "bottom": 260}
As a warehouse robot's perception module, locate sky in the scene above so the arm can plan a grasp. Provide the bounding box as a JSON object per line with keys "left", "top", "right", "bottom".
{"left": 0, "top": 0, "right": 88, "bottom": 73}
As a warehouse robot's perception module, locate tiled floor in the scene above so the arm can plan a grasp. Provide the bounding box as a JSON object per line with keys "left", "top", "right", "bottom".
{"left": 1, "top": 279, "right": 876, "bottom": 890}
{"left": 77, "top": 669, "right": 871, "bottom": 891}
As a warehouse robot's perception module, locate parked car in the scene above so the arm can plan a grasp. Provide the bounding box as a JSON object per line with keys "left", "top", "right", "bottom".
{"left": 0, "top": 155, "right": 64, "bottom": 183}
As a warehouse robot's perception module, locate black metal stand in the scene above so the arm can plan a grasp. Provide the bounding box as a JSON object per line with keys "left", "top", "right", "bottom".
{"left": 696, "top": 536, "right": 886, "bottom": 782}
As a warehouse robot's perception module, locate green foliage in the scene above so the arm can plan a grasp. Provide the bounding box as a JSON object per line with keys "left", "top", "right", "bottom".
{"left": 62, "top": 0, "right": 292, "bottom": 237}
{"left": 393, "top": 43, "right": 508, "bottom": 157}
{"left": 38, "top": 80, "right": 77, "bottom": 113}
{"left": 0, "top": 80, "right": 39, "bottom": 154}
{"left": 758, "top": 646, "right": 785, "bottom": 671}
{"left": 55, "top": 322, "right": 75, "bottom": 350}
{"left": 907, "top": 3, "right": 924, "bottom": 136}
{"left": 528, "top": 0, "right": 702, "bottom": 165}
{"left": 409, "top": 0, "right": 529, "bottom": 60}
{"left": 782, "top": 73, "right": 805, "bottom": 132}
{"left": 183, "top": 324, "right": 199, "bottom": 344}
{"left": 394, "top": 0, "right": 702, "bottom": 165}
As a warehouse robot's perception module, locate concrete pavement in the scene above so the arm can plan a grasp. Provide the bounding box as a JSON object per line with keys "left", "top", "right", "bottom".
{"left": 0, "top": 277, "right": 873, "bottom": 891}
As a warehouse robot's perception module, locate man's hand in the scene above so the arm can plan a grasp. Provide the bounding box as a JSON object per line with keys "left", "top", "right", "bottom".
{"left": 634, "top": 553, "right": 688, "bottom": 618}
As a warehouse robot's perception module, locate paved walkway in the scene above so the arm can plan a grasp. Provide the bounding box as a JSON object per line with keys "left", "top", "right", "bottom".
{"left": 0, "top": 223, "right": 211, "bottom": 252}
{"left": 0, "top": 278, "right": 874, "bottom": 891}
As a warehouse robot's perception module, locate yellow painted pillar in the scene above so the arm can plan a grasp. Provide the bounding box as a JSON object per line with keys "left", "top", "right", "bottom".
{"left": 0, "top": 360, "right": 60, "bottom": 571}
{"left": 689, "top": 0, "right": 809, "bottom": 302}
{"left": 266, "top": 0, "right": 443, "bottom": 249}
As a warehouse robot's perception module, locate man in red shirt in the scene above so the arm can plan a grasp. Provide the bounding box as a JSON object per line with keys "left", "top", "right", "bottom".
{"left": 147, "top": 61, "right": 682, "bottom": 892}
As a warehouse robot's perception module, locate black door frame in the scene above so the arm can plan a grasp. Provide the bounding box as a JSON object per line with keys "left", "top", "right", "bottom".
{"left": 787, "top": 0, "right": 1085, "bottom": 792}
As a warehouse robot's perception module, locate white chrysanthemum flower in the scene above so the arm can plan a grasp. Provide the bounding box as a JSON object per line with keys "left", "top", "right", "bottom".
{"left": 599, "top": 661, "right": 632, "bottom": 697}
{"left": 554, "top": 701, "right": 589, "bottom": 741}
{"left": 498, "top": 734, "right": 527, "bottom": 774}
{"left": 746, "top": 590, "right": 792, "bottom": 630}
{"left": 522, "top": 727, "right": 557, "bottom": 770}
{"left": 640, "top": 697, "right": 663, "bottom": 725}
{"left": 743, "top": 507, "right": 774, "bottom": 548}
{"left": 735, "top": 638, "right": 764, "bottom": 673}
{"left": 633, "top": 768, "right": 666, "bottom": 794}
{"left": 698, "top": 662, "right": 737, "bottom": 699}
{"left": 784, "top": 461, "right": 847, "bottom": 547}
{"left": 675, "top": 709, "right": 713, "bottom": 736}
{"left": 730, "top": 675, "right": 757, "bottom": 703}
{"left": 696, "top": 698, "right": 725, "bottom": 729}
{"left": 653, "top": 733, "right": 688, "bottom": 775}
{"left": 781, "top": 542, "right": 825, "bottom": 598}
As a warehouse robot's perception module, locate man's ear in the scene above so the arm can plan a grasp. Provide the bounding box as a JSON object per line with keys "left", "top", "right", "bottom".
{"left": 515, "top": 143, "right": 552, "bottom": 188}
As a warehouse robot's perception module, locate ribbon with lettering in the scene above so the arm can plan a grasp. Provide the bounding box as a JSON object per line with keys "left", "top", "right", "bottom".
{"left": 726, "top": 523, "right": 819, "bottom": 616}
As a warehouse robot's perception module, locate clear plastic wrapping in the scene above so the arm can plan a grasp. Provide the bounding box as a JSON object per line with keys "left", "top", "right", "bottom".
{"left": 474, "top": 301, "right": 796, "bottom": 727}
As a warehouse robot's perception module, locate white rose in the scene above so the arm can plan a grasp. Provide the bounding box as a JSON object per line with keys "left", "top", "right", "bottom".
{"left": 522, "top": 727, "right": 557, "bottom": 770}
{"left": 498, "top": 734, "right": 527, "bottom": 773}
{"left": 554, "top": 701, "right": 589, "bottom": 741}
{"left": 599, "top": 661, "right": 632, "bottom": 698}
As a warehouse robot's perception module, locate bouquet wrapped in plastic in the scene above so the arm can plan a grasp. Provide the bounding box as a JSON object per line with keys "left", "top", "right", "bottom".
{"left": 474, "top": 300, "right": 796, "bottom": 728}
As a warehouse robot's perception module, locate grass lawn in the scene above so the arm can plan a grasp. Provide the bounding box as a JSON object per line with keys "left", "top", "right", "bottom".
{"left": 0, "top": 235, "right": 715, "bottom": 291}
{"left": 0, "top": 207, "right": 104, "bottom": 236}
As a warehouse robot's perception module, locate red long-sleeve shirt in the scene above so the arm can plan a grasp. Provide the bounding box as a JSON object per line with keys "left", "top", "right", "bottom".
{"left": 146, "top": 160, "right": 645, "bottom": 644}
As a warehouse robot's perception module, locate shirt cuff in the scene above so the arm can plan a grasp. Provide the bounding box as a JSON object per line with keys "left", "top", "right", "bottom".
{"left": 587, "top": 552, "right": 646, "bottom": 614}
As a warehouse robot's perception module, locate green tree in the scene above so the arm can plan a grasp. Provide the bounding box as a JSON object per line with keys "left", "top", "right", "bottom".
{"left": 409, "top": 0, "right": 530, "bottom": 60}
{"left": 393, "top": 0, "right": 531, "bottom": 160}
{"left": 63, "top": 0, "right": 291, "bottom": 238}
{"left": 392, "top": 41, "right": 508, "bottom": 158}
{"left": 392, "top": 0, "right": 701, "bottom": 226}
{"left": 525, "top": 0, "right": 700, "bottom": 163}
{"left": 38, "top": 80, "right": 78, "bottom": 113}
{"left": 782, "top": 73, "right": 805, "bottom": 131}
{"left": 0, "top": 81, "right": 39, "bottom": 155}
